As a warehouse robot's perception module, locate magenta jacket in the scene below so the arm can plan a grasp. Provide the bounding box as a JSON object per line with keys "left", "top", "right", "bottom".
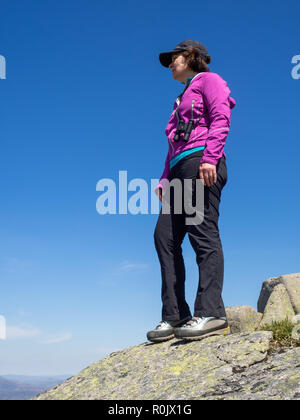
{"left": 155, "top": 71, "right": 236, "bottom": 191}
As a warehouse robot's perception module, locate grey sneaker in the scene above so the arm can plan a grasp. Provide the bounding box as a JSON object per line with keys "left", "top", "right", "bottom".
{"left": 147, "top": 316, "right": 192, "bottom": 343}
{"left": 173, "top": 316, "right": 230, "bottom": 340}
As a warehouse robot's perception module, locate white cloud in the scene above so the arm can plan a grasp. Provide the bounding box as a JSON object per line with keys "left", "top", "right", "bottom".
{"left": 96, "top": 260, "right": 150, "bottom": 286}
{"left": 38, "top": 332, "right": 72, "bottom": 344}
{"left": 6, "top": 325, "right": 41, "bottom": 340}
{"left": 6, "top": 323, "right": 72, "bottom": 345}
{"left": 119, "top": 262, "right": 149, "bottom": 272}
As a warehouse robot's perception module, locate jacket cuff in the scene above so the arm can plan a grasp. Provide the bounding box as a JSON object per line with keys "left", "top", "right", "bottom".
{"left": 200, "top": 156, "right": 219, "bottom": 166}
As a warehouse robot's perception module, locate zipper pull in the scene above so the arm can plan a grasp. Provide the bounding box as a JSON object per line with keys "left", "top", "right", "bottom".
{"left": 191, "top": 99, "right": 195, "bottom": 120}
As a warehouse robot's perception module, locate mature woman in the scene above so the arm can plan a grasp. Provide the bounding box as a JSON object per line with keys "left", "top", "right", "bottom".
{"left": 147, "top": 40, "right": 236, "bottom": 342}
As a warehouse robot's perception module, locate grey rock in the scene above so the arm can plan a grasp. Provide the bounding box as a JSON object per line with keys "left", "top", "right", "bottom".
{"left": 259, "top": 284, "right": 295, "bottom": 327}
{"left": 291, "top": 324, "right": 300, "bottom": 341}
{"left": 226, "top": 306, "right": 262, "bottom": 333}
{"left": 282, "top": 274, "right": 300, "bottom": 314}
{"left": 292, "top": 314, "right": 300, "bottom": 325}
{"left": 32, "top": 331, "right": 300, "bottom": 400}
{"left": 257, "top": 273, "right": 300, "bottom": 314}
{"left": 31, "top": 273, "right": 300, "bottom": 401}
{"left": 257, "top": 275, "right": 282, "bottom": 313}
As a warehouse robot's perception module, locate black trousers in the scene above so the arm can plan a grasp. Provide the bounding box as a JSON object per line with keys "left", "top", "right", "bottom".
{"left": 154, "top": 150, "right": 227, "bottom": 321}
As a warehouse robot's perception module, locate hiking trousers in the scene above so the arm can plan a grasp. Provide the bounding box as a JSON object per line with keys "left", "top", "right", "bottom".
{"left": 154, "top": 150, "right": 227, "bottom": 321}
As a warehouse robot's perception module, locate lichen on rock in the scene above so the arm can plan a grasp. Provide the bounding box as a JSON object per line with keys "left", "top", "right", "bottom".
{"left": 33, "top": 273, "right": 300, "bottom": 400}
{"left": 33, "top": 331, "right": 300, "bottom": 400}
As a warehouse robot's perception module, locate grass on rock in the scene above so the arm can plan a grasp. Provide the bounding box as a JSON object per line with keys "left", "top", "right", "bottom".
{"left": 260, "top": 318, "right": 300, "bottom": 352}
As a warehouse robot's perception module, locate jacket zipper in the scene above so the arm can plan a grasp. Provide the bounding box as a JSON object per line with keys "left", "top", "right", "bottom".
{"left": 192, "top": 101, "right": 207, "bottom": 146}
{"left": 168, "top": 133, "right": 174, "bottom": 157}
{"left": 192, "top": 101, "right": 202, "bottom": 144}
{"left": 191, "top": 99, "right": 195, "bottom": 120}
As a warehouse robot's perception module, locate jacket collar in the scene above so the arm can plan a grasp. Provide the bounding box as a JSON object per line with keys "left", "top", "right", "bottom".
{"left": 177, "top": 72, "right": 205, "bottom": 105}
{"left": 185, "top": 72, "right": 204, "bottom": 87}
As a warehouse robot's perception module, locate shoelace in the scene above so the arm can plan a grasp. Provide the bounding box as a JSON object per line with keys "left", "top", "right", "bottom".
{"left": 185, "top": 316, "right": 226, "bottom": 326}
{"left": 185, "top": 317, "right": 202, "bottom": 326}
{"left": 156, "top": 321, "right": 170, "bottom": 329}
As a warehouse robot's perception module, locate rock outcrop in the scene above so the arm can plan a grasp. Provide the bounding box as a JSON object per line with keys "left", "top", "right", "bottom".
{"left": 225, "top": 305, "right": 262, "bottom": 333}
{"left": 34, "top": 273, "right": 300, "bottom": 400}
{"left": 34, "top": 331, "right": 300, "bottom": 400}
{"left": 257, "top": 273, "right": 300, "bottom": 322}
{"left": 225, "top": 273, "right": 300, "bottom": 332}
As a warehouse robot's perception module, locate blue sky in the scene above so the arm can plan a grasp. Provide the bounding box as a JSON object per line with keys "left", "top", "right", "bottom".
{"left": 0, "top": 0, "right": 300, "bottom": 375}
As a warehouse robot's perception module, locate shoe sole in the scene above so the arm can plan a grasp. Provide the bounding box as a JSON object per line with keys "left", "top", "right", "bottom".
{"left": 147, "top": 333, "right": 175, "bottom": 343}
{"left": 176, "top": 326, "right": 231, "bottom": 341}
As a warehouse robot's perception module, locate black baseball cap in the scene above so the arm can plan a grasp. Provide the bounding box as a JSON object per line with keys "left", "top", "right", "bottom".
{"left": 159, "top": 40, "right": 211, "bottom": 68}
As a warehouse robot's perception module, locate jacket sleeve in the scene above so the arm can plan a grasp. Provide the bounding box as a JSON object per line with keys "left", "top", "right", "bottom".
{"left": 154, "top": 145, "right": 172, "bottom": 193}
{"left": 200, "top": 73, "right": 232, "bottom": 166}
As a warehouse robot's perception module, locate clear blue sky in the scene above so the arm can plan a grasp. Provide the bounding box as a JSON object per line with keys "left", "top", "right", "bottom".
{"left": 0, "top": 0, "right": 299, "bottom": 375}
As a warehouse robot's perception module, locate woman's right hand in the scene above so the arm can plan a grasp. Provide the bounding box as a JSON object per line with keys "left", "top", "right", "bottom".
{"left": 155, "top": 187, "right": 163, "bottom": 202}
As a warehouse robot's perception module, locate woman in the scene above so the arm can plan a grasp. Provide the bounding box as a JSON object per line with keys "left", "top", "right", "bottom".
{"left": 147, "top": 40, "right": 236, "bottom": 342}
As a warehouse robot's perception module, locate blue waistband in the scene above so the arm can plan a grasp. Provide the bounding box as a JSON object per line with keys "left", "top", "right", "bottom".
{"left": 170, "top": 146, "right": 205, "bottom": 169}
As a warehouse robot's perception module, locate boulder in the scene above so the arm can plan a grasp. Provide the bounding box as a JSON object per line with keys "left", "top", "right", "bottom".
{"left": 257, "top": 273, "right": 300, "bottom": 314}
{"left": 282, "top": 274, "right": 300, "bottom": 314}
{"left": 291, "top": 324, "right": 300, "bottom": 341}
{"left": 225, "top": 306, "right": 262, "bottom": 333}
{"left": 291, "top": 314, "right": 300, "bottom": 325}
{"left": 259, "top": 284, "right": 295, "bottom": 327}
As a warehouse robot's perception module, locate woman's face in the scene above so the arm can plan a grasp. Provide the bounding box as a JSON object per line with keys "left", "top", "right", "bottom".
{"left": 169, "top": 54, "right": 189, "bottom": 82}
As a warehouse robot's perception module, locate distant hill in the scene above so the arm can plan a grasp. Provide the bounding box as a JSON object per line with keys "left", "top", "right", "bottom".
{"left": 0, "top": 375, "right": 70, "bottom": 400}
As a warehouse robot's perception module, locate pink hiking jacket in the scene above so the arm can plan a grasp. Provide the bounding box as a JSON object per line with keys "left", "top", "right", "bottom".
{"left": 155, "top": 71, "right": 236, "bottom": 192}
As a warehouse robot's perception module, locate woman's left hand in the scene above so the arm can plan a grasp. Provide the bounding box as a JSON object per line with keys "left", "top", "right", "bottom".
{"left": 199, "top": 163, "right": 217, "bottom": 187}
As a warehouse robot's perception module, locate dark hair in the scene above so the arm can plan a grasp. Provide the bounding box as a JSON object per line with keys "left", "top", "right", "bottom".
{"left": 172, "top": 46, "right": 211, "bottom": 72}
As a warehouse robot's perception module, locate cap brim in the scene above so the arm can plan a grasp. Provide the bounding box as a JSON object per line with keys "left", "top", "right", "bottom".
{"left": 159, "top": 52, "right": 173, "bottom": 68}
